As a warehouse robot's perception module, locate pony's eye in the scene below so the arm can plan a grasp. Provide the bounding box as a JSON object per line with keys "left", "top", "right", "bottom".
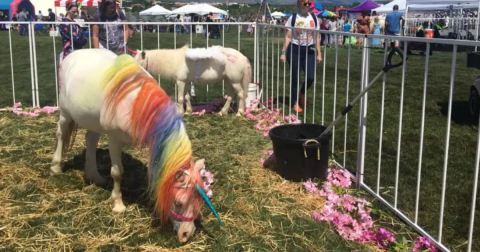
{"left": 175, "top": 201, "right": 183, "bottom": 207}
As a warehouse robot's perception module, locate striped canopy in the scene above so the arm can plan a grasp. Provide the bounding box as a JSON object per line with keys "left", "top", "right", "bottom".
{"left": 54, "top": 0, "right": 120, "bottom": 7}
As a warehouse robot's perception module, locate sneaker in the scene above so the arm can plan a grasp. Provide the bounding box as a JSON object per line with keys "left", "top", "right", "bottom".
{"left": 294, "top": 104, "right": 303, "bottom": 113}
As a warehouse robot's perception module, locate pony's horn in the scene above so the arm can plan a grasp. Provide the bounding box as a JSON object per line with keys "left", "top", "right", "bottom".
{"left": 195, "top": 184, "right": 224, "bottom": 226}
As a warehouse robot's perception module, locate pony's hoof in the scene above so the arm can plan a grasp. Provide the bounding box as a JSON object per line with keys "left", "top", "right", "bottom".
{"left": 112, "top": 204, "right": 126, "bottom": 214}
{"left": 236, "top": 112, "right": 244, "bottom": 117}
{"left": 84, "top": 173, "right": 106, "bottom": 187}
{"left": 185, "top": 110, "right": 192, "bottom": 115}
{"left": 50, "top": 165, "right": 62, "bottom": 176}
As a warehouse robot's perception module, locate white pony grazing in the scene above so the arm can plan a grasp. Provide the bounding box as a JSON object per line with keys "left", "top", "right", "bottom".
{"left": 51, "top": 49, "right": 223, "bottom": 243}
{"left": 133, "top": 45, "right": 252, "bottom": 116}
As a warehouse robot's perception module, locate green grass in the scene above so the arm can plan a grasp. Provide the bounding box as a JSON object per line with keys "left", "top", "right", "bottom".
{"left": 1, "top": 25, "right": 480, "bottom": 251}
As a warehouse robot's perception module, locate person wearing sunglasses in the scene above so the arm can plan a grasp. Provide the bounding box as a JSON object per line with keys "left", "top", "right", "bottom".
{"left": 280, "top": 0, "right": 322, "bottom": 113}
{"left": 58, "top": 1, "right": 87, "bottom": 62}
{"left": 93, "top": 0, "right": 129, "bottom": 55}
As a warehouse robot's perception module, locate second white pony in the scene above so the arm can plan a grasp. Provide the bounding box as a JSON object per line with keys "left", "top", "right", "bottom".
{"left": 133, "top": 45, "right": 252, "bottom": 116}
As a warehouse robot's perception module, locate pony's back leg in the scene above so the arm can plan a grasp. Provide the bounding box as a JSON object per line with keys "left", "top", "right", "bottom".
{"left": 50, "top": 112, "right": 75, "bottom": 175}
{"left": 108, "top": 136, "right": 126, "bottom": 214}
{"left": 84, "top": 131, "right": 106, "bottom": 187}
{"left": 185, "top": 82, "right": 193, "bottom": 114}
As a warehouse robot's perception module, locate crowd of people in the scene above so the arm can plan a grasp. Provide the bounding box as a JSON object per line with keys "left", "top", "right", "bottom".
{"left": 57, "top": 0, "right": 130, "bottom": 63}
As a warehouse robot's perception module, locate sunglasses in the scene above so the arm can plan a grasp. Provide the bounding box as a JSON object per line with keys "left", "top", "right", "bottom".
{"left": 301, "top": 2, "right": 311, "bottom": 7}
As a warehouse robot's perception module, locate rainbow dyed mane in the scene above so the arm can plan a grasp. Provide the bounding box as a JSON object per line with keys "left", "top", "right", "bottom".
{"left": 99, "top": 55, "right": 203, "bottom": 224}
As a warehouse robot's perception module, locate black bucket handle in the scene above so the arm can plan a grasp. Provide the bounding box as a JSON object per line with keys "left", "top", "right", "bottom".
{"left": 383, "top": 47, "right": 405, "bottom": 72}
{"left": 303, "top": 139, "right": 321, "bottom": 160}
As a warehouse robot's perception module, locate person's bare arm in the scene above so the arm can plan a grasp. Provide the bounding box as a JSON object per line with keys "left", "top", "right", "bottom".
{"left": 316, "top": 32, "right": 321, "bottom": 55}
{"left": 92, "top": 24, "right": 99, "bottom": 48}
{"left": 123, "top": 20, "right": 129, "bottom": 45}
{"left": 282, "top": 30, "right": 292, "bottom": 53}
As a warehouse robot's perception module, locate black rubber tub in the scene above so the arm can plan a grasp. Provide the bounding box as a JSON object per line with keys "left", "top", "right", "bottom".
{"left": 268, "top": 124, "right": 331, "bottom": 182}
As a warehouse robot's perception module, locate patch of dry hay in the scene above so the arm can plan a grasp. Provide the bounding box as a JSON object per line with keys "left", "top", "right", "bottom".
{"left": 0, "top": 113, "right": 380, "bottom": 252}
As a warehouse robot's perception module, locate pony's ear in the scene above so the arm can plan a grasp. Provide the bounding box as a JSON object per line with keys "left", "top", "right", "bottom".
{"left": 141, "top": 51, "right": 146, "bottom": 60}
{"left": 194, "top": 159, "right": 205, "bottom": 173}
{"left": 174, "top": 170, "right": 186, "bottom": 183}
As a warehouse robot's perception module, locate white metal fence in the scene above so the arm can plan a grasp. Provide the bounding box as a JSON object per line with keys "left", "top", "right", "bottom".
{"left": 405, "top": 17, "right": 480, "bottom": 40}
{"left": 256, "top": 22, "right": 480, "bottom": 252}
{"left": 1, "top": 20, "right": 480, "bottom": 252}
{"left": 0, "top": 21, "right": 256, "bottom": 108}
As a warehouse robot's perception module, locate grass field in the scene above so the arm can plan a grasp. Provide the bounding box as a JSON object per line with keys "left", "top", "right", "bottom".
{"left": 0, "top": 23, "right": 480, "bottom": 251}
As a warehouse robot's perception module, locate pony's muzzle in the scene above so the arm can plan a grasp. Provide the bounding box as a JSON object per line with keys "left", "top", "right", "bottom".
{"left": 177, "top": 224, "right": 196, "bottom": 243}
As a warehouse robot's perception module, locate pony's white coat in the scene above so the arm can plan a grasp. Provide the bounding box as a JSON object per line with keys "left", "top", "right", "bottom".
{"left": 134, "top": 45, "right": 252, "bottom": 116}
{"left": 185, "top": 46, "right": 226, "bottom": 64}
{"left": 50, "top": 49, "right": 205, "bottom": 242}
{"left": 52, "top": 49, "right": 138, "bottom": 216}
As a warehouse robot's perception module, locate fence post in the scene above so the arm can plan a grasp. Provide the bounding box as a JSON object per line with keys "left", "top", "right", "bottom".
{"left": 31, "top": 22, "right": 40, "bottom": 108}
{"left": 356, "top": 35, "right": 370, "bottom": 188}
{"left": 28, "top": 22, "right": 36, "bottom": 108}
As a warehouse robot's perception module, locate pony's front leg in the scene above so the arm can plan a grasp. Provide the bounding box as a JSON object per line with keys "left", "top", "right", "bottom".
{"left": 84, "top": 131, "right": 106, "bottom": 187}
{"left": 176, "top": 81, "right": 186, "bottom": 115}
{"left": 50, "top": 113, "right": 73, "bottom": 175}
{"left": 219, "top": 84, "right": 235, "bottom": 116}
{"left": 108, "top": 137, "right": 126, "bottom": 214}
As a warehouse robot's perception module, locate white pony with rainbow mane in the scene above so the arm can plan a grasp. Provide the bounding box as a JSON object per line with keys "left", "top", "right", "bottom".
{"left": 133, "top": 45, "right": 252, "bottom": 116}
{"left": 50, "top": 49, "right": 223, "bottom": 243}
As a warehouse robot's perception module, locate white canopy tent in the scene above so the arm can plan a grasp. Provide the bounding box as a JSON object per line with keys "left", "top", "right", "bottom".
{"left": 405, "top": 0, "right": 480, "bottom": 13}
{"left": 170, "top": 3, "right": 228, "bottom": 16}
{"left": 139, "top": 5, "right": 172, "bottom": 16}
{"left": 374, "top": 0, "right": 471, "bottom": 14}
{"left": 270, "top": 11, "right": 286, "bottom": 18}
{"left": 406, "top": 0, "right": 479, "bottom": 5}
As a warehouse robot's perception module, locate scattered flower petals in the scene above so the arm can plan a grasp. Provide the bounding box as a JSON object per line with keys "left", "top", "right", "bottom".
{"left": 304, "top": 167, "right": 436, "bottom": 251}
{"left": 413, "top": 237, "right": 438, "bottom": 252}
{"left": 244, "top": 99, "right": 301, "bottom": 138}
{"left": 11, "top": 102, "right": 59, "bottom": 117}
{"left": 263, "top": 150, "right": 273, "bottom": 155}
{"left": 200, "top": 166, "right": 215, "bottom": 198}
{"left": 191, "top": 109, "right": 206, "bottom": 116}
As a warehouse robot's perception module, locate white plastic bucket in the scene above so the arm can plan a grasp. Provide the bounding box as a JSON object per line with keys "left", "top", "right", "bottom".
{"left": 245, "top": 83, "right": 261, "bottom": 109}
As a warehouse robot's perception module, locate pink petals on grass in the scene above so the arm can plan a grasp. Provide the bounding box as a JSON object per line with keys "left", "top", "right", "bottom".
{"left": 413, "top": 237, "right": 438, "bottom": 252}
{"left": 305, "top": 167, "right": 437, "bottom": 251}
{"left": 191, "top": 109, "right": 206, "bottom": 116}
{"left": 199, "top": 166, "right": 214, "bottom": 198}
{"left": 245, "top": 99, "right": 301, "bottom": 138}
{"left": 258, "top": 150, "right": 274, "bottom": 166}
{"left": 305, "top": 168, "right": 375, "bottom": 243}
{"left": 11, "top": 102, "right": 59, "bottom": 117}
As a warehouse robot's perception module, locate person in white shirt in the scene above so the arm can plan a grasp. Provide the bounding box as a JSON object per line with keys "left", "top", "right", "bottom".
{"left": 280, "top": 0, "right": 322, "bottom": 113}
{"left": 329, "top": 17, "right": 337, "bottom": 46}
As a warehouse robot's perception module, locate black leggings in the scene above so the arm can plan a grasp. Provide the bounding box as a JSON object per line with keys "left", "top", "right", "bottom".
{"left": 286, "top": 44, "right": 316, "bottom": 103}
